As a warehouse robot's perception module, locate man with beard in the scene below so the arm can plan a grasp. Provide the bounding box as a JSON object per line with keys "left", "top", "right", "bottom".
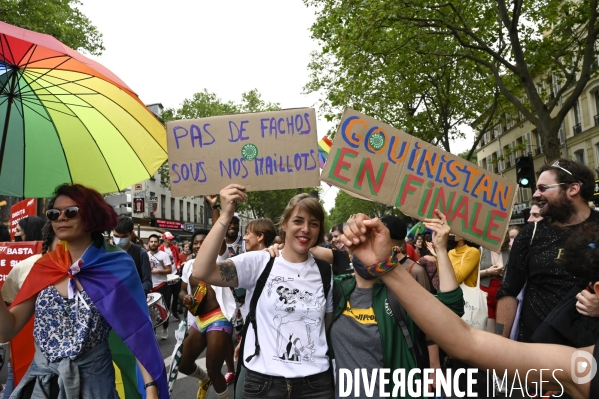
{"left": 225, "top": 213, "right": 244, "bottom": 257}
{"left": 496, "top": 159, "right": 599, "bottom": 345}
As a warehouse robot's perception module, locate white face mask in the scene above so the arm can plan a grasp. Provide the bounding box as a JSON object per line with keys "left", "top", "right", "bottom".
{"left": 113, "top": 236, "right": 130, "bottom": 248}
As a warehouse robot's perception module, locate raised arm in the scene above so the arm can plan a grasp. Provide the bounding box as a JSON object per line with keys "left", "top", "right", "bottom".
{"left": 0, "top": 291, "right": 36, "bottom": 342}
{"left": 341, "top": 211, "right": 589, "bottom": 399}
{"left": 192, "top": 185, "right": 246, "bottom": 287}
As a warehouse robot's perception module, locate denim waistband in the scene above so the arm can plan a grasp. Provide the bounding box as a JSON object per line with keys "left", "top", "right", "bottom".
{"left": 246, "top": 368, "right": 331, "bottom": 383}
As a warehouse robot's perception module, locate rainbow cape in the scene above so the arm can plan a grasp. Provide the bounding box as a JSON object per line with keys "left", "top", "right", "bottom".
{"left": 10, "top": 241, "right": 168, "bottom": 399}
{"left": 318, "top": 136, "right": 333, "bottom": 169}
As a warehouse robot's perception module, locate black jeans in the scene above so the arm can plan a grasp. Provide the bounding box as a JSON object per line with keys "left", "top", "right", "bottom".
{"left": 242, "top": 369, "right": 334, "bottom": 399}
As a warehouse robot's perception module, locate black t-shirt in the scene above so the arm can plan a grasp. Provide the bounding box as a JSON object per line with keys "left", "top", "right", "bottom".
{"left": 332, "top": 250, "right": 354, "bottom": 275}
{"left": 497, "top": 211, "right": 599, "bottom": 342}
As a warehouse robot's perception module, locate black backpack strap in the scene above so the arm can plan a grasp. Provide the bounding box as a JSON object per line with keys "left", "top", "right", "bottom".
{"left": 314, "top": 257, "right": 332, "bottom": 298}
{"left": 386, "top": 288, "right": 417, "bottom": 363}
{"left": 244, "top": 256, "right": 276, "bottom": 363}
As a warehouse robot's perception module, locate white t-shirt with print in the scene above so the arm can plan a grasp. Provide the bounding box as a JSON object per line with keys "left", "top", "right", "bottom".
{"left": 148, "top": 250, "right": 172, "bottom": 288}
{"left": 233, "top": 251, "right": 333, "bottom": 378}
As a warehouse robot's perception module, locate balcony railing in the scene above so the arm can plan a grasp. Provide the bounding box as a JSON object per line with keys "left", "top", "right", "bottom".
{"left": 595, "top": 114, "right": 599, "bottom": 126}
{"left": 505, "top": 160, "right": 511, "bottom": 168}
{"left": 573, "top": 124, "right": 582, "bottom": 135}
{"left": 535, "top": 147, "right": 543, "bottom": 156}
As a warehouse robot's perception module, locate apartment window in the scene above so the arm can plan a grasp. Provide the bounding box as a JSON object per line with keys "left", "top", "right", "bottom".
{"left": 574, "top": 149, "right": 585, "bottom": 164}
{"left": 179, "top": 199, "right": 184, "bottom": 221}
{"left": 524, "top": 132, "right": 532, "bottom": 154}
{"left": 573, "top": 100, "right": 582, "bottom": 135}
{"left": 149, "top": 192, "right": 156, "bottom": 214}
{"left": 194, "top": 204, "right": 198, "bottom": 223}
{"left": 161, "top": 195, "right": 166, "bottom": 219}
{"left": 170, "top": 198, "right": 175, "bottom": 220}
{"left": 535, "top": 132, "right": 544, "bottom": 155}
{"left": 594, "top": 91, "right": 599, "bottom": 126}
{"left": 187, "top": 202, "right": 191, "bottom": 222}
{"left": 516, "top": 137, "right": 524, "bottom": 158}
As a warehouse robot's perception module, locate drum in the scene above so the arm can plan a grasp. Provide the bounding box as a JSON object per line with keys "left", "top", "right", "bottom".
{"left": 167, "top": 273, "right": 181, "bottom": 286}
{"left": 147, "top": 292, "right": 169, "bottom": 328}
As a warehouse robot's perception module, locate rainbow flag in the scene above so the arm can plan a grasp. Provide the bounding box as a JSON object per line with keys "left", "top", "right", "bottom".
{"left": 318, "top": 136, "right": 333, "bottom": 169}
{"left": 11, "top": 241, "right": 168, "bottom": 398}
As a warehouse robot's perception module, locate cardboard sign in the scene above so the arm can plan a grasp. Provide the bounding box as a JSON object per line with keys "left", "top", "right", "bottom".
{"left": 0, "top": 241, "right": 43, "bottom": 290}
{"left": 166, "top": 108, "right": 320, "bottom": 196}
{"left": 321, "top": 108, "right": 518, "bottom": 251}
{"left": 10, "top": 198, "right": 37, "bottom": 240}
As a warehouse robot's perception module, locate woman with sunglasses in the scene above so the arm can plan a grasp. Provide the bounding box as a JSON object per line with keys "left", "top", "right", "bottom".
{"left": 0, "top": 184, "right": 168, "bottom": 399}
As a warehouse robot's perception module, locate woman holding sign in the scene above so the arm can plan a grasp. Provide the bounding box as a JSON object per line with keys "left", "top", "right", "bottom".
{"left": 193, "top": 184, "right": 334, "bottom": 399}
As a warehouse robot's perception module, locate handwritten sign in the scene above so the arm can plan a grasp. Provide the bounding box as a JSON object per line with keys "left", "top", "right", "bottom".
{"left": 166, "top": 108, "right": 320, "bottom": 196}
{"left": 321, "top": 108, "right": 518, "bottom": 251}
{"left": 9, "top": 198, "right": 37, "bottom": 240}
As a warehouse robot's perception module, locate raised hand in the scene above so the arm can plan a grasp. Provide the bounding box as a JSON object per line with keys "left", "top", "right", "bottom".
{"left": 219, "top": 184, "right": 247, "bottom": 218}
{"left": 423, "top": 210, "right": 450, "bottom": 252}
{"left": 205, "top": 194, "right": 219, "bottom": 207}
{"left": 341, "top": 214, "right": 392, "bottom": 266}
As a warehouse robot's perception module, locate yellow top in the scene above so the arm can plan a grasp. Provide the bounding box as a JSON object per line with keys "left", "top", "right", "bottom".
{"left": 448, "top": 245, "right": 480, "bottom": 287}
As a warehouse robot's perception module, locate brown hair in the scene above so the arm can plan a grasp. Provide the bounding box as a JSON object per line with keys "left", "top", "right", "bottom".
{"left": 246, "top": 218, "right": 277, "bottom": 247}
{"left": 279, "top": 193, "right": 325, "bottom": 247}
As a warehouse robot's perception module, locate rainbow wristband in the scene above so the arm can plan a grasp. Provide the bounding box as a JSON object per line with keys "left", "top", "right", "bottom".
{"left": 352, "top": 246, "right": 403, "bottom": 280}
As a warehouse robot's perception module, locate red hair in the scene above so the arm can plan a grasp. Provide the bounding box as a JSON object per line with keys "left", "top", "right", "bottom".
{"left": 50, "top": 184, "right": 117, "bottom": 233}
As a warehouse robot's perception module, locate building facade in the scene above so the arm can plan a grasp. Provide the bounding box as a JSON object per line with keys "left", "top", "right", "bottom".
{"left": 475, "top": 74, "right": 599, "bottom": 224}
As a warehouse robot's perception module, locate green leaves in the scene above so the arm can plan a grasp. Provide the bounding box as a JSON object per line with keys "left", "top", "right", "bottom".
{"left": 0, "top": 0, "right": 104, "bottom": 55}
{"left": 305, "top": 0, "right": 599, "bottom": 161}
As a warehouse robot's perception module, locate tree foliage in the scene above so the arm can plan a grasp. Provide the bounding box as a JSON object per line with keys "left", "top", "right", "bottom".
{"left": 0, "top": 0, "right": 105, "bottom": 55}
{"left": 305, "top": 0, "right": 599, "bottom": 161}
{"left": 328, "top": 190, "right": 397, "bottom": 226}
{"left": 159, "top": 89, "right": 321, "bottom": 222}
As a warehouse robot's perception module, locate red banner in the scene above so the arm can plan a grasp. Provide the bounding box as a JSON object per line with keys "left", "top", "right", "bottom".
{"left": 0, "top": 241, "right": 43, "bottom": 290}
{"left": 9, "top": 198, "right": 38, "bottom": 240}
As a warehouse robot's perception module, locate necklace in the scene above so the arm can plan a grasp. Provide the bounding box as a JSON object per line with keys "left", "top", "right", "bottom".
{"left": 292, "top": 262, "right": 308, "bottom": 277}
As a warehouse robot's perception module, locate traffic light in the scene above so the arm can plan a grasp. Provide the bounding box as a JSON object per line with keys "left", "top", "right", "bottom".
{"left": 515, "top": 155, "right": 536, "bottom": 189}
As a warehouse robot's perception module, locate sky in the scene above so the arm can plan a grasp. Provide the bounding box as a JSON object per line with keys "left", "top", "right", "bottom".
{"left": 79, "top": 0, "right": 473, "bottom": 211}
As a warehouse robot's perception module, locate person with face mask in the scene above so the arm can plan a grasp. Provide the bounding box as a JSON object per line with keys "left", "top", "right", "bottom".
{"left": 112, "top": 216, "right": 152, "bottom": 295}
{"left": 14, "top": 216, "right": 44, "bottom": 242}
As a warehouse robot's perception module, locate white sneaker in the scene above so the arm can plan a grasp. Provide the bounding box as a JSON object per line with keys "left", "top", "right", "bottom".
{"left": 161, "top": 328, "right": 168, "bottom": 340}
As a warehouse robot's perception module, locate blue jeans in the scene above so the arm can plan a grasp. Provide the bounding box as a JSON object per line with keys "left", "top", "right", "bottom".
{"left": 242, "top": 369, "right": 334, "bottom": 399}
{"left": 10, "top": 340, "right": 118, "bottom": 399}
{"left": 3, "top": 363, "right": 14, "bottom": 399}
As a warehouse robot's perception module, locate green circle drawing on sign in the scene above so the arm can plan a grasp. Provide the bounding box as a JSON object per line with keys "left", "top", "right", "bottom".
{"left": 241, "top": 143, "right": 259, "bottom": 161}
{"left": 369, "top": 133, "right": 385, "bottom": 151}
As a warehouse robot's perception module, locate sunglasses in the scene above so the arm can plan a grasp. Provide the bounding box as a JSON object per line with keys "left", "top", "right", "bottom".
{"left": 46, "top": 206, "right": 80, "bottom": 221}
{"left": 536, "top": 183, "right": 565, "bottom": 193}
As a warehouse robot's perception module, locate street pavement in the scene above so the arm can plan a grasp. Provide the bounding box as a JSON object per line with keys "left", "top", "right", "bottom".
{"left": 158, "top": 319, "right": 235, "bottom": 399}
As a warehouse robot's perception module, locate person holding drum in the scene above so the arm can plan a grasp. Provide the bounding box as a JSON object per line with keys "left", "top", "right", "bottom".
{"left": 0, "top": 183, "right": 167, "bottom": 399}
{"left": 148, "top": 234, "right": 173, "bottom": 340}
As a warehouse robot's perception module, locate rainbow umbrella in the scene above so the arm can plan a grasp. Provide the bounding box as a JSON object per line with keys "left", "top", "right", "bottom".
{"left": 0, "top": 21, "right": 167, "bottom": 197}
